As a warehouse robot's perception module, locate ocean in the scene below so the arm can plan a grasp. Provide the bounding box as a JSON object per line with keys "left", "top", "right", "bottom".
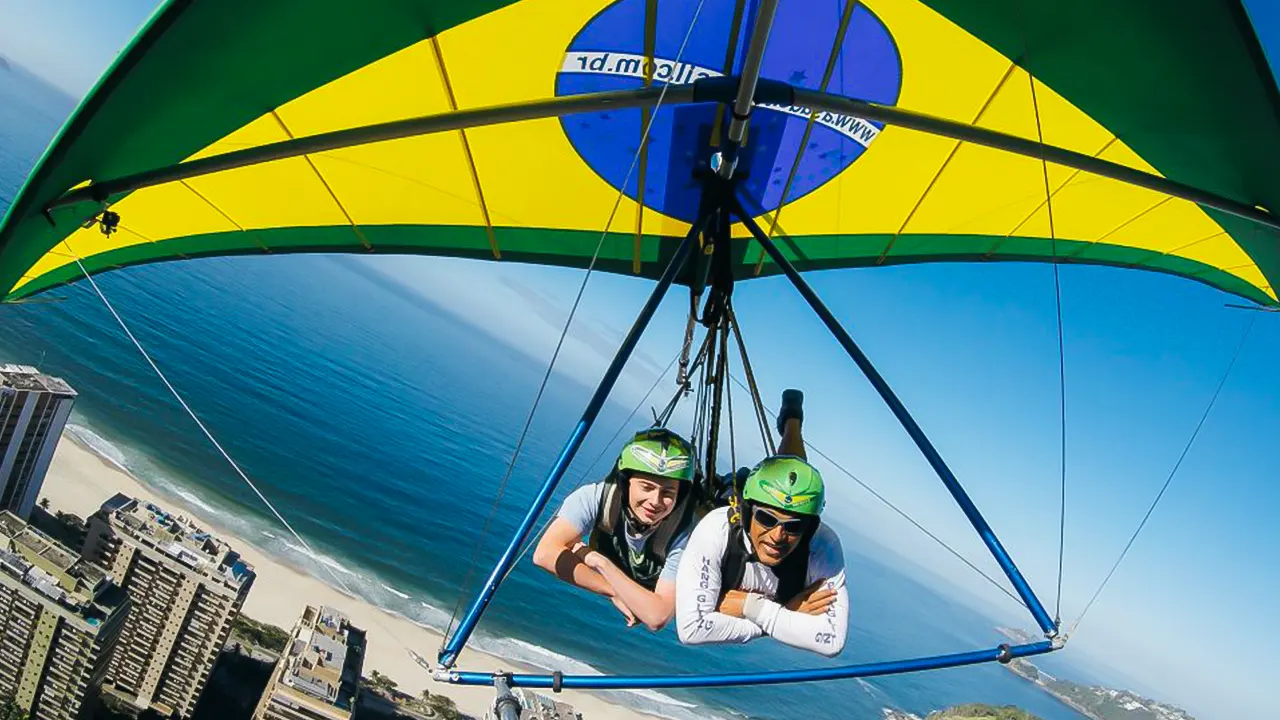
{"left": 0, "top": 61, "right": 1093, "bottom": 720}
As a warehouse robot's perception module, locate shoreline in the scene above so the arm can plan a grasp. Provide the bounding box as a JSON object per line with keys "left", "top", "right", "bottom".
{"left": 40, "top": 429, "right": 670, "bottom": 720}
{"left": 1002, "top": 662, "right": 1101, "bottom": 720}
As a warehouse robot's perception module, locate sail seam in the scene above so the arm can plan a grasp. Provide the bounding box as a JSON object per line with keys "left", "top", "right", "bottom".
{"left": 269, "top": 110, "right": 372, "bottom": 250}
{"left": 879, "top": 61, "right": 1018, "bottom": 263}
{"left": 430, "top": 37, "right": 501, "bottom": 260}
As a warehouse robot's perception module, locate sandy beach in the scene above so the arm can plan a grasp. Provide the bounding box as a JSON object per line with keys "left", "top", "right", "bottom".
{"left": 39, "top": 432, "right": 662, "bottom": 720}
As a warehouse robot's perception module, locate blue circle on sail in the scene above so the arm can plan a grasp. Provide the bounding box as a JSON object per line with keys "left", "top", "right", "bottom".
{"left": 555, "top": 0, "right": 902, "bottom": 223}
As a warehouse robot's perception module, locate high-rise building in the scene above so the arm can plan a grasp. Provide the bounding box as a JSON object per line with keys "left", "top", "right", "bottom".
{"left": 0, "top": 511, "right": 129, "bottom": 720}
{"left": 252, "top": 605, "right": 365, "bottom": 720}
{"left": 0, "top": 365, "right": 76, "bottom": 520}
{"left": 82, "top": 494, "right": 255, "bottom": 719}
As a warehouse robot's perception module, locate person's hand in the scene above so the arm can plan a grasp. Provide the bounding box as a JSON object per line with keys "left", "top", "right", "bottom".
{"left": 572, "top": 543, "right": 607, "bottom": 571}
{"left": 717, "top": 589, "right": 750, "bottom": 618}
{"left": 785, "top": 579, "right": 836, "bottom": 616}
{"left": 612, "top": 596, "right": 638, "bottom": 627}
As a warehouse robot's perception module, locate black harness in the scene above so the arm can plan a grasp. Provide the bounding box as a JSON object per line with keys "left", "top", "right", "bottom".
{"left": 587, "top": 470, "right": 695, "bottom": 590}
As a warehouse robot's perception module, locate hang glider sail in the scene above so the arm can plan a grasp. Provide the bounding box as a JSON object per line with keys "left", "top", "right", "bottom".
{"left": 1, "top": 0, "right": 1278, "bottom": 306}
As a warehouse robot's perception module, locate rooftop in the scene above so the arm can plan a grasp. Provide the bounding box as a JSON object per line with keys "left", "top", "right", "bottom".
{"left": 280, "top": 605, "right": 364, "bottom": 709}
{"left": 0, "top": 511, "right": 123, "bottom": 629}
{"left": 0, "top": 363, "right": 76, "bottom": 396}
{"left": 97, "top": 493, "right": 254, "bottom": 588}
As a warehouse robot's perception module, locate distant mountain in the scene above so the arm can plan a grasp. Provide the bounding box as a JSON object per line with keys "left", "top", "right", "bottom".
{"left": 0, "top": 55, "right": 11, "bottom": 72}
{"left": 884, "top": 704, "right": 1045, "bottom": 720}
{"left": 993, "top": 628, "right": 1194, "bottom": 720}
{"left": 930, "top": 706, "right": 1044, "bottom": 720}
{"left": 1000, "top": 655, "right": 1194, "bottom": 720}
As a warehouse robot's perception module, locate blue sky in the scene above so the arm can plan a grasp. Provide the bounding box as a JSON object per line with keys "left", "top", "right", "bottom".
{"left": 5, "top": 2, "right": 1280, "bottom": 717}
{"left": 0, "top": 0, "right": 159, "bottom": 96}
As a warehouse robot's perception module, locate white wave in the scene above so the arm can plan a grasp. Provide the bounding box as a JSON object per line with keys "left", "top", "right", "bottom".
{"left": 489, "top": 638, "right": 694, "bottom": 707}
{"left": 627, "top": 689, "right": 698, "bottom": 710}
{"left": 381, "top": 584, "right": 410, "bottom": 600}
{"left": 66, "top": 424, "right": 226, "bottom": 526}
{"left": 402, "top": 603, "right": 454, "bottom": 633}
{"left": 173, "top": 489, "right": 216, "bottom": 514}
{"left": 467, "top": 637, "right": 715, "bottom": 719}
{"left": 280, "top": 540, "right": 359, "bottom": 577}
{"left": 65, "top": 423, "right": 132, "bottom": 474}
{"left": 261, "top": 530, "right": 277, "bottom": 539}
{"left": 476, "top": 636, "right": 599, "bottom": 676}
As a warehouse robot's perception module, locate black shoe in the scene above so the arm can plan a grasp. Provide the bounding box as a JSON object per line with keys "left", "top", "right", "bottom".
{"left": 777, "top": 389, "right": 804, "bottom": 436}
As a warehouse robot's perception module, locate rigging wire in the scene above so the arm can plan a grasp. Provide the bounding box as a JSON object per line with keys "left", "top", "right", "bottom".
{"left": 1018, "top": 0, "right": 1069, "bottom": 627}
{"left": 657, "top": 330, "right": 713, "bottom": 427}
{"left": 727, "top": 373, "right": 1027, "bottom": 609}
{"left": 726, "top": 340, "right": 737, "bottom": 475}
{"left": 440, "top": 0, "right": 709, "bottom": 644}
{"left": 1068, "top": 315, "right": 1256, "bottom": 636}
{"left": 65, "top": 247, "right": 444, "bottom": 671}
{"left": 726, "top": 306, "right": 775, "bottom": 454}
{"left": 61, "top": 248, "right": 457, "bottom": 690}
{"left": 67, "top": 255, "right": 362, "bottom": 598}
{"left": 1026, "top": 65, "right": 1069, "bottom": 627}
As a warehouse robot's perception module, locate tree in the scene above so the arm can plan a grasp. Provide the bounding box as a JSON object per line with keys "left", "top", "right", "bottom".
{"left": 0, "top": 696, "right": 26, "bottom": 720}
{"left": 425, "top": 693, "right": 459, "bottom": 720}
{"left": 38, "top": 498, "right": 49, "bottom": 511}
{"left": 368, "top": 670, "right": 398, "bottom": 693}
{"left": 230, "top": 615, "right": 290, "bottom": 653}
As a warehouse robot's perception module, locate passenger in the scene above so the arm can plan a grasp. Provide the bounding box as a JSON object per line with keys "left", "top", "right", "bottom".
{"left": 675, "top": 390, "right": 848, "bottom": 656}
{"left": 533, "top": 428, "right": 697, "bottom": 631}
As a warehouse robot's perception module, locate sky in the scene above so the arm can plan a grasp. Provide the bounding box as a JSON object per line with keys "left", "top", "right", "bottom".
{"left": 4, "top": 1, "right": 1279, "bottom": 717}
{"left": 0, "top": 0, "right": 159, "bottom": 96}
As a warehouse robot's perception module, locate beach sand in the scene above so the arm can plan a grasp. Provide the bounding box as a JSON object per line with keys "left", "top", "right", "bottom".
{"left": 39, "top": 433, "right": 664, "bottom": 720}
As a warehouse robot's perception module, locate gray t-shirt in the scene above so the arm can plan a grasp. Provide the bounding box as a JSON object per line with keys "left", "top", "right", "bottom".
{"left": 557, "top": 482, "right": 689, "bottom": 584}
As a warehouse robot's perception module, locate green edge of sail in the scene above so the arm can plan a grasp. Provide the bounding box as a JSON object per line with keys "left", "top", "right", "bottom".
{"left": 0, "top": 0, "right": 519, "bottom": 295}
{"left": 2, "top": 0, "right": 1278, "bottom": 305}
{"left": 10, "top": 226, "right": 1270, "bottom": 308}
{"left": 921, "top": 0, "right": 1280, "bottom": 297}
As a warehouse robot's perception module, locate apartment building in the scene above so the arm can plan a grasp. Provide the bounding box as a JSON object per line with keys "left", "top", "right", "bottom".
{"left": 0, "top": 511, "right": 128, "bottom": 720}
{"left": 82, "top": 494, "right": 254, "bottom": 718}
{"left": 0, "top": 365, "right": 76, "bottom": 520}
{"left": 252, "top": 605, "right": 365, "bottom": 720}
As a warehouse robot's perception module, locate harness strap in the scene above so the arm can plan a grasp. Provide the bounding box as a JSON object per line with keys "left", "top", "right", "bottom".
{"left": 597, "top": 470, "right": 624, "bottom": 535}
{"left": 591, "top": 472, "right": 694, "bottom": 580}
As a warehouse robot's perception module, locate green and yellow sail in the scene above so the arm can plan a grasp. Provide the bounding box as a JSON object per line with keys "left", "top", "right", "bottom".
{"left": 2, "top": 0, "right": 1277, "bottom": 305}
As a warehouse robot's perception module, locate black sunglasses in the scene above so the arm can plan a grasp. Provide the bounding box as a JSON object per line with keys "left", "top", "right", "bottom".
{"left": 752, "top": 507, "right": 807, "bottom": 535}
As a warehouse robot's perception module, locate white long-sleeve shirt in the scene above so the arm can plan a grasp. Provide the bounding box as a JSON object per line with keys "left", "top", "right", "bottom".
{"left": 675, "top": 507, "right": 849, "bottom": 657}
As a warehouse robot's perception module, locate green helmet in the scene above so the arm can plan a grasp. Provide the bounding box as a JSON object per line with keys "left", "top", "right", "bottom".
{"left": 742, "top": 455, "right": 825, "bottom": 516}
{"left": 616, "top": 428, "right": 696, "bottom": 482}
